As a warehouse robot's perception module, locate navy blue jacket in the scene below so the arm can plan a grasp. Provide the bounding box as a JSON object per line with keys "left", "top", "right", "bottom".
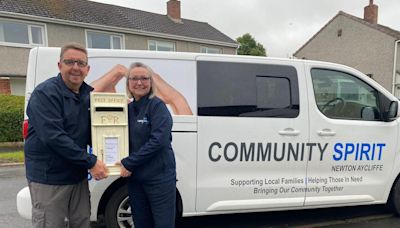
{"left": 25, "top": 74, "right": 97, "bottom": 185}
{"left": 121, "top": 95, "right": 176, "bottom": 183}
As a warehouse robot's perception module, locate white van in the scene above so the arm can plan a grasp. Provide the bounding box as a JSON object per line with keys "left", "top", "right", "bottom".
{"left": 17, "top": 47, "right": 400, "bottom": 227}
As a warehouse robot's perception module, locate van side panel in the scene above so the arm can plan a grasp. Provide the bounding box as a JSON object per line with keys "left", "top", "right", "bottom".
{"left": 195, "top": 59, "right": 310, "bottom": 213}
{"left": 86, "top": 55, "right": 199, "bottom": 216}
{"left": 35, "top": 48, "right": 62, "bottom": 85}
{"left": 172, "top": 132, "right": 197, "bottom": 214}
{"left": 24, "top": 48, "right": 60, "bottom": 118}
{"left": 24, "top": 48, "right": 38, "bottom": 119}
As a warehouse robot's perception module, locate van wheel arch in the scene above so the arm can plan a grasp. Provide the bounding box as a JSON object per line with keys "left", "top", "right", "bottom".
{"left": 176, "top": 189, "right": 183, "bottom": 219}
{"left": 105, "top": 185, "right": 131, "bottom": 228}
{"left": 97, "top": 178, "right": 127, "bottom": 220}
{"left": 388, "top": 175, "right": 400, "bottom": 215}
{"left": 99, "top": 181, "right": 183, "bottom": 226}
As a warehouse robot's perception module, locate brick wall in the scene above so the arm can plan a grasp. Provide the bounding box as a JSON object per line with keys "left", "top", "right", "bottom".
{"left": 364, "top": 0, "right": 378, "bottom": 24}
{"left": 0, "top": 78, "right": 11, "bottom": 95}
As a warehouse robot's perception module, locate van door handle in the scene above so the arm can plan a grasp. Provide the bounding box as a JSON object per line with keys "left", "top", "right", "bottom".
{"left": 317, "top": 129, "right": 336, "bottom": 136}
{"left": 278, "top": 128, "right": 300, "bottom": 136}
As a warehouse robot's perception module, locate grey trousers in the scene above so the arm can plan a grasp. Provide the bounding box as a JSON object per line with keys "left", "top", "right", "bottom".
{"left": 28, "top": 179, "right": 91, "bottom": 228}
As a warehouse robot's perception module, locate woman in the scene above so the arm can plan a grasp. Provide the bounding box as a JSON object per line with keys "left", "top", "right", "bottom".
{"left": 119, "top": 62, "right": 176, "bottom": 228}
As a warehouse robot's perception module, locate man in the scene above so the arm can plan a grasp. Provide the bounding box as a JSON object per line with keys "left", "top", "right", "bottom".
{"left": 24, "top": 43, "right": 108, "bottom": 228}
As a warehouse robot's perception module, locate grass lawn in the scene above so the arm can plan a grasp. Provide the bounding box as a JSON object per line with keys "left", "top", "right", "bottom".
{"left": 0, "top": 151, "right": 24, "bottom": 164}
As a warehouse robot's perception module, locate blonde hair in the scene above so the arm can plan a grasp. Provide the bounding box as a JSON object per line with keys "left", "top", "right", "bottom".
{"left": 126, "top": 62, "right": 157, "bottom": 99}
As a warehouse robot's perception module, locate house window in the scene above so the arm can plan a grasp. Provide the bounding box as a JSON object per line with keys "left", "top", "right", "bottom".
{"left": 200, "top": 46, "right": 222, "bottom": 54}
{"left": 148, "top": 40, "right": 175, "bottom": 52}
{"left": 337, "top": 29, "right": 343, "bottom": 37}
{"left": 86, "top": 31, "right": 123, "bottom": 49}
{"left": 0, "top": 19, "right": 45, "bottom": 47}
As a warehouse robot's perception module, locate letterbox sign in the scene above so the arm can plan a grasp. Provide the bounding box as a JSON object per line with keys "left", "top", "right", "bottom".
{"left": 90, "top": 92, "right": 129, "bottom": 175}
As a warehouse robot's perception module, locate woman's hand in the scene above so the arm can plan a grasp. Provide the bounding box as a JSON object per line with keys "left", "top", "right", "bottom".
{"left": 115, "top": 161, "right": 132, "bottom": 177}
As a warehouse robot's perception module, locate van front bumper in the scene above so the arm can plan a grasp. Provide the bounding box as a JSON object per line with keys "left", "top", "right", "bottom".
{"left": 16, "top": 186, "right": 31, "bottom": 220}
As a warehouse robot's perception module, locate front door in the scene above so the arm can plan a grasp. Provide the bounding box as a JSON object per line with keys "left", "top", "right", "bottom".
{"left": 305, "top": 67, "right": 398, "bottom": 206}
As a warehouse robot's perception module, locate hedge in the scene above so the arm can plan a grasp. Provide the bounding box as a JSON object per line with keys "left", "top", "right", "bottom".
{"left": 0, "top": 95, "right": 24, "bottom": 142}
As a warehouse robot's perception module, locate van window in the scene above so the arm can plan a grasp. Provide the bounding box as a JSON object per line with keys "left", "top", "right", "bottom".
{"left": 311, "top": 69, "right": 380, "bottom": 121}
{"left": 197, "top": 61, "right": 299, "bottom": 117}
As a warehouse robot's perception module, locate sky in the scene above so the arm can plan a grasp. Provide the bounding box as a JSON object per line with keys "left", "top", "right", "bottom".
{"left": 90, "top": 0, "right": 400, "bottom": 57}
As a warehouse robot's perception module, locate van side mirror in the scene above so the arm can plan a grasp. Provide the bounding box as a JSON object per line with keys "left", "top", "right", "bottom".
{"left": 361, "top": 106, "right": 377, "bottom": 121}
{"left": 383, "top": 101, "right": 398, "bottom": 122}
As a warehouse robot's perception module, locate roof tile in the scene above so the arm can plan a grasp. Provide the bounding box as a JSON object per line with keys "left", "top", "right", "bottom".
{"left": 0, "top": 0, "right": 237, "bottom": 44}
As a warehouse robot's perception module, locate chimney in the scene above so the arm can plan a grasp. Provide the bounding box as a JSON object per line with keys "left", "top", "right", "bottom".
{"left": 167, "top": 0, "right": 182, "bottom": 23}
{"left": 364, "top": 0, "right": 378, "bottom": 24}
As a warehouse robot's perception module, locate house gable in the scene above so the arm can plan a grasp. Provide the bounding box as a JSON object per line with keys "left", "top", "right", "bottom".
{"left": 294, "top": 11, "right": 400, "bottom": 56}
{"left": 293, "top": 10, "right": 400, "bottom": 95}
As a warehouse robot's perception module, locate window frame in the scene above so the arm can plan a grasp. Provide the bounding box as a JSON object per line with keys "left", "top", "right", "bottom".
{"left": 0, "top": 19, "right": 47, "bottom": 48}
{"left": 148, "top": 40, "right": 176, "bottom": 52}
{"left": 200, "top": 46, "right": 222, "bottom": 54}
{"left": 85, "top": 30, "right": 125, "bottom": 50}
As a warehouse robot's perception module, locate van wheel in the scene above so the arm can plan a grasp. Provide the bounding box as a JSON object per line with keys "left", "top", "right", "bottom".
{"left": 105, "top": 185, "right": 133, "bottom": 228}
{"left": 389, "top": 178, "right": 400, "bottom": 215}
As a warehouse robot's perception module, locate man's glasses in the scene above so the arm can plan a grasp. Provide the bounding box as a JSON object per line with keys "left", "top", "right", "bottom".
{"left": 128, "top": 76, "right": 150, "bottom": 83}
{"left": 62, "top": 59, "right": 88, "bottom": 68}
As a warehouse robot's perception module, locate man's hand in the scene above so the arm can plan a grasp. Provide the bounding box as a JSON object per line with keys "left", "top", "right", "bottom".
{"left": 90, "top": 160, "right": 109, "bottom": 180}
{"left": 115, "top": 161, "right": 132, "bottom": 178}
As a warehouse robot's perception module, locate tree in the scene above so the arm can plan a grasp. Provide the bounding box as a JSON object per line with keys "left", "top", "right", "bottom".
{"left": 236, "top": 33, "right": 267, "bottom": 56}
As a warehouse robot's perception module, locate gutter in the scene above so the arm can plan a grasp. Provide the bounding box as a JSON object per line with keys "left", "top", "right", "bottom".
{"left": 0, "top": 11, "right": 239, "bottom": 48}
{"left": 392, "top": 40, "right": 400, "bottom": 95}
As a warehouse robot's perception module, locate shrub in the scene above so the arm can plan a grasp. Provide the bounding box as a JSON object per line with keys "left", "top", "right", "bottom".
{"left": 0, "top": 95, "right": 24, "bottom": 142}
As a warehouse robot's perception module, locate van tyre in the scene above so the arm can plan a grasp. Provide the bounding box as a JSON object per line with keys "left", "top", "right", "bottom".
{"left": 105, "top": 185, "right": 133, "bottom": 228}
{"left": 390, "top": 178, "right": 400, "bottom": 215}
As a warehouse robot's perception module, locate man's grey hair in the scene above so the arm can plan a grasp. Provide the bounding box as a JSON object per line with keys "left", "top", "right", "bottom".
{"left": 60, "top": 42, "right": 88, "bottom": 61}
